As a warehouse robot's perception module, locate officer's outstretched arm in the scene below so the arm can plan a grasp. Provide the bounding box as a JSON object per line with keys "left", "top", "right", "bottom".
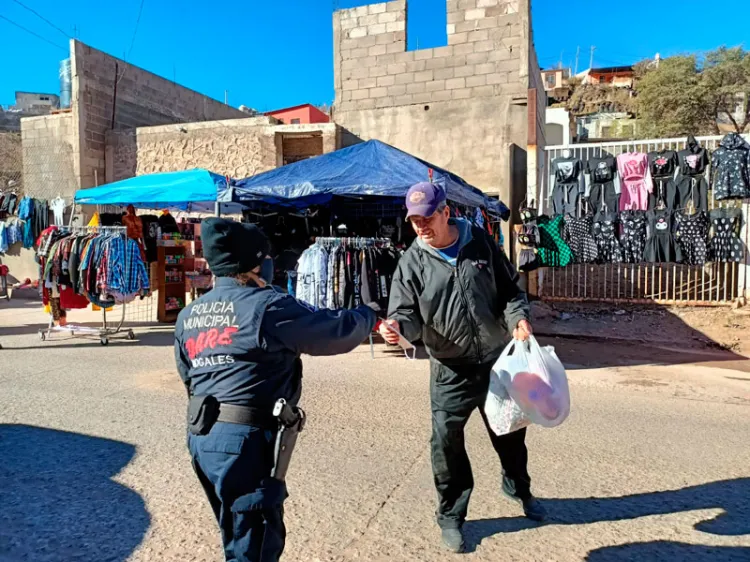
{"left": 262, "top": 295, "right": 377, "bottom": 356}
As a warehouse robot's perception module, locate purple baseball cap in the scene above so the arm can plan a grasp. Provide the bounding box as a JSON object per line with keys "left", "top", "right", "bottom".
{"left": 405, "top": 182, "right": 447, "bottom": 218}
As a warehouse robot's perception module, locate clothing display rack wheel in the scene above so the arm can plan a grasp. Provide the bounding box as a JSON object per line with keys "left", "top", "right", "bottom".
{"left": 39, "top": 225, "right": 137, "bottom": 346}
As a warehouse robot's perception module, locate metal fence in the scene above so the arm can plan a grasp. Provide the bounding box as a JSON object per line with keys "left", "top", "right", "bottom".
{"left": 537, "top": 135, "right": 750, "bottom": 306}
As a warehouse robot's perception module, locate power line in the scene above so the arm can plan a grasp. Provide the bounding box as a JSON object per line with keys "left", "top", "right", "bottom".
{"left": 127, "top": 0, "right": 146, "bottom": 59}
{"left": 11, "top": 0, "right": 71, "bottom": 39}
{"left": 0, "top": 13, "right": 67, "bottom": 51}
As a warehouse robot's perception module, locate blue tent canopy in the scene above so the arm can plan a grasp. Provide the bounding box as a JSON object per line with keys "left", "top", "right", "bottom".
{"left": 74, "top": 169, "right": 235, "bottom": 212}
{"left": 229, "top": 140, "right": 509, "bottom": 218}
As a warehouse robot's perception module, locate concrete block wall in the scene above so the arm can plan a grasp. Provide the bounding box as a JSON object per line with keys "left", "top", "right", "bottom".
{"left": 106, "top": 119, "right": 339, "bottom": 183}
{"left": 334, "top": 0, "right": 526, "bottom": 112}
{"left": 20, "top": 113, "right": 77, "bottom": 201}
{"left": 333, "top": 0, "right": 543, "bottom": 205}
{"left": 71, "top": 40, "right": 247, "bottom": 190}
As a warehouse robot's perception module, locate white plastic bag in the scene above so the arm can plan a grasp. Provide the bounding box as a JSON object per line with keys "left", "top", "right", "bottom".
{"left": 484, "top": 346, "right": 532, "bottom": 436}
{"left": 486, "top": 336, "right": 570, "bottom": 432}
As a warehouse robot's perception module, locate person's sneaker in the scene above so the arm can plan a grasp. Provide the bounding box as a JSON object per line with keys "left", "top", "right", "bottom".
{"left": 502, "top": 476, "right": 547, "bottom": 522}
{"left": 441, "top": 527, "right": 465, "bottom": 553}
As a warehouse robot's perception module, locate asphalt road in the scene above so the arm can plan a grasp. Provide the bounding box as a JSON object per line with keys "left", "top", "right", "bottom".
{"left": 1, "top": 303, "right": 749, "bottom": 561}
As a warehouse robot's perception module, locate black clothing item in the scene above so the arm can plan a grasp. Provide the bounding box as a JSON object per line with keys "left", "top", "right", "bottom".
{"left": 675, "top": 175, "right": 709, "bottom": 213}
{"left": 708, "top": 208, "right": 744, "bottom": 262}
{"left": 644, "top": 209, "right": 681, "bottom": 263}
{"left": 388, "top": 220, "right": 529, "bottom": 365}
{"left": 649, "top": 178, "right": 678, "bottom": 211}
{"left": 712, "top": 133, "right": 750, "bottom": 201}
{"left": 139, "top": 214, "right": 159, "bottom": 263}
{"left": 99, "top": 213, "right": 123, "bottom": 226}
{"left": 593, "top": 214, "right": 623, "bottom": 264}
{"left": 174, "top": 277, "right": 376, "bottom": 408}
{"left": 620, "top": 210, "right": 648, "bottom": 263}
{"left": 430, "top": 359, "right": 530, "bottom": 529}
{"left": 0, "top": 192, "right": 17, "bottom": 215}
{"left": 586, "top": 155, "right": 618, "bottom": 184}
{"left": 158, "top": 212, "right": 179, "bottom": 234}
{"left": 201, "top": 218, "right": 270, "bottom": 276}
{"left": 587, "top": 182, "right": 620, "bottom": 222}
{"left": 550, "top": 157, "right": 586, "bottom": 216}
{"left": 648, "top": 150, "right": 679, "bottom": 178}
{"left": 674, "top": 211, "right": 709, "bottom": 266}
{"left": 33, "top": 199, "right": 49, "bottom": 240}
{"left": 563, "top": 215, "right": 598, "bottom": 264}
{"left": 678, "top": 135, "right": 710, "bottom": 176}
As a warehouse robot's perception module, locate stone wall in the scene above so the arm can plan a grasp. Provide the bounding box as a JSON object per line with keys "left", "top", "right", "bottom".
{"left": 332, "top": 0, "right": 543, "bottom": 201}
{"left": 106, "top": 119, "right": 339, "bottom": 182}
{"left": 71, "top": 40, "right": 247, "bottom": 190}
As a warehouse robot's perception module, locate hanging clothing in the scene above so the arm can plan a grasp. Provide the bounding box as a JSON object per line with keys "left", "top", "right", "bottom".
{"left": 619, "top": 210, "right": 648, "bottom": 264}
{"left": 158, "top": 212, "right": 179, "bottom": 234}
{"left": 674, "top": 211, "right": 709, "bottom": 266}
{"left": 617, "top": 153, "right": 652, "bottom": 211}
{"left": 549, "top": 157, "right": 586, "bottom": 216}
{"left": 295, "top": 244, "right": 328, "bottom": 309}
{"left": 562, "top": 215, "right": 598, "bottom": 264}
{"left": 33, "top": 199, "right": 49, "bottom": 240}
{"left": 712, "top": 133, "right": 750, "bottom": 201}
{"left": 50, "top": 197, "right": 66, "bottom": 226}
{"left": 0, "top": 222, "right": 8, "bottom": 253}
{"left": 648, "top": 150, "right": 679, "bottom": 211}
{"left": 0, "top": 192, "right": 18, "bottom": 215}
{"left": 536, "top": 215, "right": 573, "bottom": 267}
{"left": 593, "top": 213, "right": 623, "bottom": 264}
{"left": 585, "top": 155, "right": 621, "bottom": 222}
{"left": 678, "top": 135, "right": 710, "bottom": 176}
{"left": 708, "top": 208, "right": 744, "bottom": 262}
{"left": 644, "top": 209, "right": 681, "bottom": 263}
{"left": 139, "top": 214, "right": 160, "bottom": 263}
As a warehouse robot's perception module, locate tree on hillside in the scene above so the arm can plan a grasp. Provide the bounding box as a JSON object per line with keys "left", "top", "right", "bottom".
{"left": 634, "top": 47, "right": 750, "bottom": 138}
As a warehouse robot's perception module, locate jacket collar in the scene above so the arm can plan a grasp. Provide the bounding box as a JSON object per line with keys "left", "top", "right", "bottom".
{"left": 215, "top": 277, "right": 261, "bottom": 289}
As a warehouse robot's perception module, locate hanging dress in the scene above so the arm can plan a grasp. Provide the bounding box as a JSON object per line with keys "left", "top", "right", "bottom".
{"left": 593, "top": 211, "right": 623, "bottom": 264}
{"left": 620, "top": 210, "right": 648, "bottom": 264}
{"left": 674, "top": 211, "right": 709, "bottom": 266}
{"left": 616, "top": 152, "right": 652, "bottom": 211}
{"left": 712, "top": 133, "right": 750, "bottom": 201}
{"left": 708, "top": 208, "right": 744, "bottom": 262}
{"left": 676, "top": 135, "right": 710, "bottom": 213}
{"left": 644, "top": 209, "right": 681, "bottom": 263}
{"left": 536, "top": 215, "right": 573, "bottom": 267}
{"left": 562, "top": 215, "right": 598, "bottom": 263}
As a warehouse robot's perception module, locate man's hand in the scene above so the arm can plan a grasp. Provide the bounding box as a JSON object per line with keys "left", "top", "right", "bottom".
{"left": 513, "top": 319, "right": 533, "bottom": 342}
{"left": 379, "top": 319, "right": 401, "bottom": 345}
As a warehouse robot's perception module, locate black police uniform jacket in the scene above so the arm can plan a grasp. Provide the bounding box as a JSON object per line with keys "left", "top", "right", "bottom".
{"left": 387, "top": 219, "right": 529, "bottom": 366}
{"left": 174, "top": 277, "right": 377, "bottom": 408}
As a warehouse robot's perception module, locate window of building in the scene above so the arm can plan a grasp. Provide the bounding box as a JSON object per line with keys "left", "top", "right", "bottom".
{"left": 407, "top": 0, "right": 448, "bottom": 52}
{"left": 40, "top": 96, "right": 49, "bottom": 101}
{"left": 545, "top": 74, "right": 556, "bottom": 88}
{"left": 290, "top": 118, "right": 301, "bottom": 124}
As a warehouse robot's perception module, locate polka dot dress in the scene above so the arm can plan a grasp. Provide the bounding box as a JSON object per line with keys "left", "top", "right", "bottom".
{"left": 708, "top": 208, "right": 744, "bottom": 262}
{"left": 620, "top": 210, "right": 648, "bottom": 263}
{"left": 593, "top": 216, "right": 623, "bottom": 264}
{"left": 563, "top": 215, "right": 598, "bottom": 264}
{"left": 674, "top": 211, "right": 709, "bottom": 266}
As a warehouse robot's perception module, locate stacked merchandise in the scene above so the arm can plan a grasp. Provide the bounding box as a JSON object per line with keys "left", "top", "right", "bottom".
{"left": 295, "top": 238, "right": 400, "bottom": 311}
{"left": 536, "top": 134, "right": 749, "bottom": 268}
{"left": 37, "top": 226, "right": 151, "bottom": 324}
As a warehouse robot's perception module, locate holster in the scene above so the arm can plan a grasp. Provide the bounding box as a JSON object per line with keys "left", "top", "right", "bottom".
{"left": 271, "top": 399, "right": 306, "bottom": 482}
{"left": 187, "top": 395, "right": 220, "bottom": 436}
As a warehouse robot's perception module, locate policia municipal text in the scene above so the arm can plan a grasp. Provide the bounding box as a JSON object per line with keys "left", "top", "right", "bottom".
{"left": 174, "top": 218, "right": 377, "bottom": 562}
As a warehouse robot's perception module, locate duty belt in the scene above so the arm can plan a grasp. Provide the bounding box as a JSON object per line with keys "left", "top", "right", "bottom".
{"left": 217, "top": 404, "right": 277, "bottom": 430}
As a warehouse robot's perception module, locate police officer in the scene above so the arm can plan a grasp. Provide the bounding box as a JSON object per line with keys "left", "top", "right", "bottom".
{"left": 174, "top": 218, "right": 377, "bottom": 562}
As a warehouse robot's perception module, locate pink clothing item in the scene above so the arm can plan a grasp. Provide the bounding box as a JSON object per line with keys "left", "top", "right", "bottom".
{"left": 617, "top": 152, "right": 653, "bottom": 211}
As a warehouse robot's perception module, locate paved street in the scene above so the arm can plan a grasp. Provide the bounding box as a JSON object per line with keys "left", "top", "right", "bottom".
{"left": 1, "top": 300, "right": 750, "bottom": 561}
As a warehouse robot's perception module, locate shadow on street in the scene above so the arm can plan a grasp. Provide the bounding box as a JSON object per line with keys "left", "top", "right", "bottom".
{"left": 584, "top": 541, "right": 750, "bottom": 561}
{"left": 464, "top": 477, "right": 750, "bottom": 552}
{"left": 0, "top": 424, "right": 150, "bottom": 561}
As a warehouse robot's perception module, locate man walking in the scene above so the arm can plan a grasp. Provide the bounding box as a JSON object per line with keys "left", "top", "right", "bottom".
{"left": 379, "top": 182, "right": 546, "bottom": 553}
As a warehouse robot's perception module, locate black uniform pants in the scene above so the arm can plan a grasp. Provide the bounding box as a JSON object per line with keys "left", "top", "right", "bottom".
{"left": 188, "top": 422, "right": 286, "bottom": 562}
{"left": 430, "top": 359, "right": 531, "bottom": 529}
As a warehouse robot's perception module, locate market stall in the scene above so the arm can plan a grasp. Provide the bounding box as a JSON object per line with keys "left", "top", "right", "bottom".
{"left": 228, "top": 140, "right": 510, "bottom": 305}
{"left": 34, "top": 169, "right": 235, "bottom": 339}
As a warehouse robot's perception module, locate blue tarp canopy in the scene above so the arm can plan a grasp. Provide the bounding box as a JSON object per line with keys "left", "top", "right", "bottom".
{"left": 74, "top": 169, "right": 236, "bottom": 212}
{"left": 229, "top": 140, "right": 509, "bottom": 218}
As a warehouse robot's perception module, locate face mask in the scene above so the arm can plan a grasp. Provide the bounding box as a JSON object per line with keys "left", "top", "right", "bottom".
{"left": 260, "top": 256, "right": 274, "bottom": 285}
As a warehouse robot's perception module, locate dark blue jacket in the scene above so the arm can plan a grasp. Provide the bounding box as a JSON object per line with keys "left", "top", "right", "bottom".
{"left": 174, "top": 277, "right": 377, "bottom": 408}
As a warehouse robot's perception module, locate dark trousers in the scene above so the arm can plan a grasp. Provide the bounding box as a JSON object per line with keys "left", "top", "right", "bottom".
{"left": 430, "top": 359, "right": 531, "bottom": 529}
{"left": 188, "top": 422, "right": 286, "bottom": 562}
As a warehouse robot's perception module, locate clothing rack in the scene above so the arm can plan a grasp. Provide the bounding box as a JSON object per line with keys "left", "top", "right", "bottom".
{"left": 313, "top": 236, "right": 393, "bottom": 248}
{"left": 38, "top": 225, "right": 136, "bottom": 346}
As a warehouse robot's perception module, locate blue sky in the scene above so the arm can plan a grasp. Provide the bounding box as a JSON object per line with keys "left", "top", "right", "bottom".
{"left": 1, "top": 0, "right": 748, "bottom": 110}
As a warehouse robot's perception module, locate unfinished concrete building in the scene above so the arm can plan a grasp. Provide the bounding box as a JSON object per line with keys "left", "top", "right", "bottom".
{"left": 333, "top": 0, "right": 546, "bottom": 221}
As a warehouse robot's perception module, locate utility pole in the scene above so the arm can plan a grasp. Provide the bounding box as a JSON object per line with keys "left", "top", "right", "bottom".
{"left": 558, "top": 50, "right": 564, "bottom": 69}
{"left": 224, "top": 90, "right": 228, "bottom": 105}
{"left": 589, "top": 46, "right": 596, "bottom": 70}
{"left": 574, "top": 46, "right": 580, "bottom": 75}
